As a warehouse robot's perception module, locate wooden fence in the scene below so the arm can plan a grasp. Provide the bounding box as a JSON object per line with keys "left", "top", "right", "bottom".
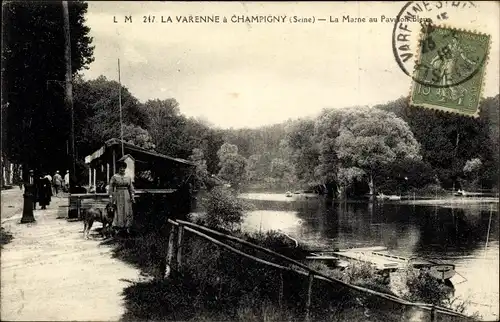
{"left": 163, "top": 218, "right": 473, "bottom": 322}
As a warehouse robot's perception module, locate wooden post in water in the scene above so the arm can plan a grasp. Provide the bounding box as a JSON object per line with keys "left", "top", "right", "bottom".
{"left": 305, "top": 272, "right": 314, "bottom": 322}
{"left": 176, "top": 224, "right": 184, "bottom": 271}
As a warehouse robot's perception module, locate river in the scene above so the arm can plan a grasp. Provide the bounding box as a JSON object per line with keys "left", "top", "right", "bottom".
{"left": 233, "top": 193, "right": 499, "bottom": 320}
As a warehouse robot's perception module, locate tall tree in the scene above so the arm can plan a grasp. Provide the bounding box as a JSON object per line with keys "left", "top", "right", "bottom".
{"left": 142, "top": 98, "right": 187, "bottom": 156}
{"left": 189, "top": 148, "right": 209, "bottom": 189}
{"left": 334, "top": 107, "right": 421, "bottom": 195}
{"left": 217, "top": 143, "right": 247, "bottom": 189}
{"left": 2, "top": 1, "right": 94, "bottom": 176}
{"left": 73, "top": 75, "right": 148, "bottom": 157}
{"left": 281, "top": 118, "right": 320, "bottom": 185}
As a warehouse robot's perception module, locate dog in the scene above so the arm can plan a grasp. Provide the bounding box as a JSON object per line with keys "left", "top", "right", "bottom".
{"left": 83, "top": 203, "right": 116, "bottom": 239}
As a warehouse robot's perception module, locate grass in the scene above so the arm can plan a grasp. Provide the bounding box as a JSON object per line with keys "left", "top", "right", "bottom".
{"left": 111, "top": 225, "right": 477, "bottom": 322}
{"left": 110, "top": 189, "right": 476, "bottom": 321}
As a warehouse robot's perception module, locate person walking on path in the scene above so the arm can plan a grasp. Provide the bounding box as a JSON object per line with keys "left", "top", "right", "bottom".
{"left": 109, "top": 161, "right": 135, "bottom": 236}
{"left": 36, "top": 174, "right": 52, "bottom": 210}
{"left": 64, "top": 170, "right": 70, "bottom": 192}
{"left": 52, "top": 171, "right": 63, "bottom": 196}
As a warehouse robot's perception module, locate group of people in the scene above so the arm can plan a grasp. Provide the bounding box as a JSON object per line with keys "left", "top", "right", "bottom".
{"left": 33, "top": 170, "right": 70, "bottom": 210}
{"left": 49, "top": 170, "right": 70, "bottom": 196}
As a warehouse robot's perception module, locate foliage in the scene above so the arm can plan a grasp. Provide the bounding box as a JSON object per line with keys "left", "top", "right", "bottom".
{"left": 142, "top": 98, "right": 186, "bottom": 156}
{"left": 201, "top": 186, "right": 247, "bottom": 232}
{"left": 72, "top": 75, "right": 149, "bottom": 157}
{"left": 376, "top": 95, "right": 499, "bottom": 189}
{"left": 334, "top": 107, "right": 421, "bottom": 195}
{"left": 399, "top": 268, "right": 451, "bottom": 305}
{"left": 282, "top": 118, "right": 320, "bottom": 185}
{"left": 463, "top": 158, "right": 482, "bottom": 176}
{"left": 269, "top": 158, "right": 296, "bottom": 187}
{"left": 189, "top": 148, "right": 209, "bottom": 189}
{"left": 2, "top": 1, "right": 94, "bottom": 175}
{"left": 122, "top": 124, "right": 156, "bottom": 150}
{"left": 217, "top": 143, "right": 248, "bottom": 189}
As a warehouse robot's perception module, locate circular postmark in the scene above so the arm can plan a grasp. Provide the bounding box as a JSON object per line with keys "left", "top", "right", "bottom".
{"left": 391, "top": 1, "right": 488, "bottom": 88}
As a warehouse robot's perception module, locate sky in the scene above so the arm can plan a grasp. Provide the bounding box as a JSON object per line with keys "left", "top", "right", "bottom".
{"left": 83, "top": 1, "right": 500, "bottom": 128}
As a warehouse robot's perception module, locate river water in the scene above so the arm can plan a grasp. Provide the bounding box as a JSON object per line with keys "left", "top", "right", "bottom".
{"left": 233, "top": 193, "right": 499, "bottom": 320}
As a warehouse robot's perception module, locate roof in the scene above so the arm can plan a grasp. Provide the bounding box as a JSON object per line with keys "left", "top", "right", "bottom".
{"left": 85, "top": 138, "right": 196, "bottom": 166}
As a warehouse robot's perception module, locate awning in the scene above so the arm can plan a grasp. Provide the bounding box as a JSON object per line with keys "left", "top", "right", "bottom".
{"left": 84, "top": 146, "right": 105, "bottom": 164}
{"left": 84, "top": 138, "right": 196, "bottom": 166}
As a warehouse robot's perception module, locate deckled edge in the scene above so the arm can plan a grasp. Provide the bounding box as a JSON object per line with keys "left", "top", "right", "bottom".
{"left": 408, "top": 23, "right": 492, "bottom": 119}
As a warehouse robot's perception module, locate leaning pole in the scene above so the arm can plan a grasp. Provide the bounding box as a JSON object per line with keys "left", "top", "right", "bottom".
{"left": 62, "top": 0, "right": 76, "bottom": 192}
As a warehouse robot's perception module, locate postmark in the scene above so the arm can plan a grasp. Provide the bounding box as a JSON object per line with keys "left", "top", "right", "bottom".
{"left": 409, "top": 25, "right": 490, "bottom": 117}
{"left": 392, "top": 1, "right": 480, "bottom": 85}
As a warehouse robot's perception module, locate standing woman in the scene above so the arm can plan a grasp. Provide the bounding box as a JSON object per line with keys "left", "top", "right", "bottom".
{"left": 109, "top": 161, "right": 135, "bottom": 235}
{"left": 37, "top": 174, "right": 52, "bottom": 210}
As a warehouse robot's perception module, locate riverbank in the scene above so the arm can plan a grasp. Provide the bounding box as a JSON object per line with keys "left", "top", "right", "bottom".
{"left": 111, "top": 220, "right": 475, "bottom": 322}
{"left": 0, "top": 193, "right": 142, "bottom": 321}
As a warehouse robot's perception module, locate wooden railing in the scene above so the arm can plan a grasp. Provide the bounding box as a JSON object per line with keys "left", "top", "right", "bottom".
{"left": 163, "top": 218, "right": 473, "bottom": 322}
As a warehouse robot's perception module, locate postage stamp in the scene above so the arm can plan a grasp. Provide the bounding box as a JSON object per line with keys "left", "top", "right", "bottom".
{"left": 409, "top": 25, "right": 491, "bottom": 117}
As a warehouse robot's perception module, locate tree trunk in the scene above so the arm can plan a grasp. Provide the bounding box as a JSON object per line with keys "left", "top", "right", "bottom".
{"left": 326, "top": 183, "right": 334, "bottom": 199}
{"left": 337, "top": 185, "right": 345, "bottom": 200}
{"left": 368, "top": 174, "right": 375, "bottom": 195}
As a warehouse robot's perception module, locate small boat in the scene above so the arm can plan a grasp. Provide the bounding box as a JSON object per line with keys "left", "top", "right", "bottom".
{"left": 304, "top": 252, "right": 340, "bottom": 267}
{"left": 377, "top": 194, "right": 401, "bottom": 201}
{"left": 369, "top": 251, "right": 456, "bottom": 281}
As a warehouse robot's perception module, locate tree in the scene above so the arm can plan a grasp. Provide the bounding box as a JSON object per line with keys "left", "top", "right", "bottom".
{"left": 269, "top": 157, "right": 296, "bottom": 187}
{"left": 376, "top": 96, "right": 499, "bottom": 190}
{"left": 246, "top": 154, "right": 263, "bottom": 182}
{"left": 73, "top": 75, "right": 148, "bottom": 157}
{"left": 2, "top": 1, "right": 94, "bottom": 176}
{"left": 314, "top": 109, "right": 344, "bottom": 196}
{"left": 122, "top": 124, "right": 155, "bottom": 150}
{"left": 281, "top": 118, "right": 320, "bottom": 185}
{"left": 202, "top": 186, "right": 247, "bottom": 232}
{"left": 217, "top": 143, "right": 247, "bottom": 189}
{"left": 142, "top": 98, "right": 188, "bottom": 156}
{"left": 189, "top": 148, "right": 209, "bottom": 189}
{"left": 463, "top": 158, "right": 483, "bottom": 189}
{"left": 335, "top": 107, "right": 421, "bottom": 195}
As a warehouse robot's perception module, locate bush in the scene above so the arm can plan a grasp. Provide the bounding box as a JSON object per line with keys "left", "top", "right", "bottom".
{"left": 412, "top": 184, "right": 449, "bottom": 197}
{"left": 398, "top": 268, "right": 452, "bottom": 305}
{"left": 200, "top": 186, "right": 250, "bottom": 232}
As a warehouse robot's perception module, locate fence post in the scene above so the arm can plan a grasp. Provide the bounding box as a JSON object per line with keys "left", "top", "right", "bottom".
{"left": 305, "top": 272, "right": 314, "bottom": 322}
{"left": 166, "top": 223, "right": 176, "bottom": 277}
{"left": 430, "top": 305, "right": 437, "bottom": 322}
{"left": 176, "top": 224, "right": 184, "bottom": 272}
{"left": 278, "top": 270, "right": 284, "bottom": 309}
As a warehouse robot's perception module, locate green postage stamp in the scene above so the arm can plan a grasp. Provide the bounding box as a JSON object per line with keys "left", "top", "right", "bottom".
{"left": 409, "top": 25, "right": 491, "bottom": 117}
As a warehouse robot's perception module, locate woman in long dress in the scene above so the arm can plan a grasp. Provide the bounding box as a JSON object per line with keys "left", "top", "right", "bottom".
{"left": 109, "top": 161, "right": 135, "bottom": 234}
{"left": 36, "top": 174, "right": 52, "bottom": 210}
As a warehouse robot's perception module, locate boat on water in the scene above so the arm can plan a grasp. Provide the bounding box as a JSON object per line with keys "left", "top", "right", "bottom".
{"left": 377, "top": 193, "right": 402, "bottom": 201}
{"left": 303, "top": 246, "right": 456, "bottom": 281}
{"left": 335, "top": 249, "right": 456, "bottom": 281}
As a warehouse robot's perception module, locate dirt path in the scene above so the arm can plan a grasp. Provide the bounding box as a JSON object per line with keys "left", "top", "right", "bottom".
{"left": 1, "top": 195, "right": 141, "bottom": 321}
